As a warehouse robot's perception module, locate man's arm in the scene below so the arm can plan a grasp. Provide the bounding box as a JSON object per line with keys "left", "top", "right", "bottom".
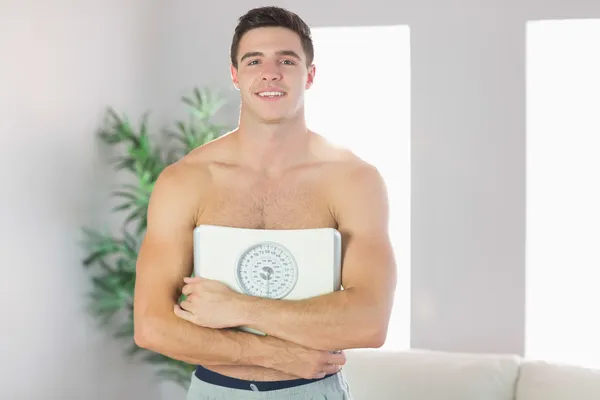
{"left": 134, "top": 162, "right": 347, "bottom": 378}
{"left": 133, "top": 163, "right": 267, "bottom": 366}
{"left": 238, "top": 162, "right": 397, "bottom": 351}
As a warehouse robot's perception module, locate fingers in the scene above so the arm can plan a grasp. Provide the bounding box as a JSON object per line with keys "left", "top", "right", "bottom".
{"left": 322, "top": 363, "right": 342, "bottom": 375}
{"left": 305, "top": 350, "right": 345, "bottom": 380}
{"left": 173, "top": 304, "right": 194, "bottom": 321}
{"left": 181, "top": 284, "right": 193, "bottom": 296}
{"left": 311, "top": 371, "right": 327, "bottom": 379}
{"left": 325, "top": 351, "right": 347, "bottom": 366}
{"left": 182, "top": 276, "right": 208, "bottom": 295}
{"left": 308, "top": 363, "right": 342, "bottom": 380}
{"left": 179, "top": 299, "right": 192, "bottom": 310}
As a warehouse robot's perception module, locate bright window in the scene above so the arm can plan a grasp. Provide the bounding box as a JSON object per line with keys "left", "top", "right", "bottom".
{"left": 305, "top": 25, "right": 411, "bottom": 350}
{"left": 526, "top": 19, "right": 600, "bottom": 368}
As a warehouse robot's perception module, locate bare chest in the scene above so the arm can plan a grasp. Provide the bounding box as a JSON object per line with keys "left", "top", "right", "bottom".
{"left": 198, "top": 172, "right": 336, "bottom": 230}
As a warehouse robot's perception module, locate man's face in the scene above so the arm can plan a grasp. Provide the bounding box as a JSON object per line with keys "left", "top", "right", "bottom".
{"left": 231, "top": 26, "right": 315, "bottom": 124}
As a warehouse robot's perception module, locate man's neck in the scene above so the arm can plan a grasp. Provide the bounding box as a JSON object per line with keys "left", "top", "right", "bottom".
{"left": 235, "top": 114, "right": 312, "bottom": 176}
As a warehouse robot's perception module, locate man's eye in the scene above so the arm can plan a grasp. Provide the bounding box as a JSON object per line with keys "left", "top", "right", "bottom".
{"left": 282, "top": 60, "right": 295, "bottom": 65}
{"left": 248, "top": 60, "right": 259, "bottom": 65}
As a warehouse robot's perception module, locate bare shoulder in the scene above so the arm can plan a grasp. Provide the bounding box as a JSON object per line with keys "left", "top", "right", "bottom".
{"left": 314, "top": 137, "right": 388, "bottom": 229}
{"left": 338, "top": 156, "right": 385, "bottom": 190}
{"left": 334, "top": 159, "right": 388, "bottom": 226}
{"left": 150, "top": 153, "right": 209, "bottom": 209}
{"left": 314, "top": 136, "right": 386, "bottom": 198}
{"left": 148, "top": 134, "right": 234, "bottom": 224}
{"left": 312, "top": 132, "right": 383, "bottom": 177}
{"left": 161, "top": 133, "right": 231, "bottom": 179}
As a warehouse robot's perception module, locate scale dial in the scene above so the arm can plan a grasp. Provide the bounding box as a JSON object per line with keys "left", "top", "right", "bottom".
{"left": 235, "top": 241, "right": 298, "bottom": 299}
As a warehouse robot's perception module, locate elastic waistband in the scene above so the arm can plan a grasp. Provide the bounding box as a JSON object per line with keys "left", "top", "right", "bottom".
{"left": 194, "top": 365, "right": 334, "bottom": 391}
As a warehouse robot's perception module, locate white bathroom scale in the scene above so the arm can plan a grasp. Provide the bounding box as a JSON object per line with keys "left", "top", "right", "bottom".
{"left": 193, "top": 224, "right": 342, "bottom": 299}
{"left": 192, "top": 224, "right": 343, "bottom": 335}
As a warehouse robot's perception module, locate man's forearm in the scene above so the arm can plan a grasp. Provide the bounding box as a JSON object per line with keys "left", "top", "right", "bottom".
{"left": 135, "top": 312, "right": 272, "bottom": 368}
{"left": 239, "top": 288, "right": 387, "bottom": 351}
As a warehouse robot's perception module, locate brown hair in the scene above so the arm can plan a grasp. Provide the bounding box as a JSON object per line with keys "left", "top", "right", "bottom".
{"left": 230, "top": 6, "right": 314, "bottom": 69}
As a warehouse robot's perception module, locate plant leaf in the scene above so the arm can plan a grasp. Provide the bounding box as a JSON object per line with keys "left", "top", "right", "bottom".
{"left": 82, "top": 86, "right": 231, "bottom": 389}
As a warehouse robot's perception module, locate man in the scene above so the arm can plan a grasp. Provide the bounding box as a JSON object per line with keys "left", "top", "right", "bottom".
{"left": 133, "top": 6, "right": 397, "bottom": 399}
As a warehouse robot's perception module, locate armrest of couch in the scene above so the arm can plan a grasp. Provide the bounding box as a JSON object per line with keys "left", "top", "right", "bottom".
{"left": 342, "top": 348, "right": 521, "bottom": 400}
{"left": 515, "top": 360, "right": 600, "bottom": 400}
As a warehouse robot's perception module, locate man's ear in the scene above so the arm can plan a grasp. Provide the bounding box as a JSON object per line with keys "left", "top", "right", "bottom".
{"left": 230, "top": 64, "right": 239, "bottom": 90}
{"left": 305, "top": 64, "right": 316, "bottom": 90}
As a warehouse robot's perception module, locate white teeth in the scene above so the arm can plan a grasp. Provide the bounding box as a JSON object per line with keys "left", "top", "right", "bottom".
{"left": 258, "top": 91, "right": 285, "bottom": 97}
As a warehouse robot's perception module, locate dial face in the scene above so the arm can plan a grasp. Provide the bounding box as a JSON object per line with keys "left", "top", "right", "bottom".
{"left": 235, "top": 241, "right": 298, "bottom": 299}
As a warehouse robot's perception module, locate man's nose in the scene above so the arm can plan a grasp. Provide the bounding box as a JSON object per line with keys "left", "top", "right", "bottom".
{"left": 261, "top": 64, "right": 282, "bottom": 81}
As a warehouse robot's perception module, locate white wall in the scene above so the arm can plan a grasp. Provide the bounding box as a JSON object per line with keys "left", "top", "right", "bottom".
{"left": 154, "top": 0, "right": 600, "bottom": 359}
{"left": 0, "top": 1, "right": 165, "bottom": 399}
{"left": 155, "top": 2, "right": 600, "bottom": 397}
{"left": 2, "top": 0, "right": 600, "bottom": 399}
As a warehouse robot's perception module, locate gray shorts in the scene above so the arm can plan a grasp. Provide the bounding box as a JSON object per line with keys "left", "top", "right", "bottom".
{"left": 185, "top": 369, "right": 353, "bottom": 400}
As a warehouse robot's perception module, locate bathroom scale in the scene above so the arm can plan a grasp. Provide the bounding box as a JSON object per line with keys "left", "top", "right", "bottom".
{"left": 192, "top": 224, "right": 343, "bottom": 335}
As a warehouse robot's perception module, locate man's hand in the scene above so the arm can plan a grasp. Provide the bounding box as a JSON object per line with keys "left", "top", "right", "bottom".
{"left": 261, "top": 335, "right": 347, "bottom": 379}
{"left": 174, "top": 276, "right": 245, "bottom": 329}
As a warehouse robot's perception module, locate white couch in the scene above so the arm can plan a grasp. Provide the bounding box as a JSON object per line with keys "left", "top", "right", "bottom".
{"left": 342, "top": 348, "right": 600, "bottom": 400}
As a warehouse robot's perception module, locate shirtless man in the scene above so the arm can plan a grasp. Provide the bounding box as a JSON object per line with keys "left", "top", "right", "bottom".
{"left": 133, "top": 6, "right": 397, "bottom": 399}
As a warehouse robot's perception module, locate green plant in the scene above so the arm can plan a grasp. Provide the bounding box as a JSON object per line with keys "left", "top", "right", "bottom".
{"left": 80, "top": 87, "right": 231, "bottom": 388}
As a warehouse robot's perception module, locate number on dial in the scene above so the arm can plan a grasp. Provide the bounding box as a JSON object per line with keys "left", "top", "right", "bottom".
{"left": 235, "top": 242, "right": 298, "bottom": 299}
